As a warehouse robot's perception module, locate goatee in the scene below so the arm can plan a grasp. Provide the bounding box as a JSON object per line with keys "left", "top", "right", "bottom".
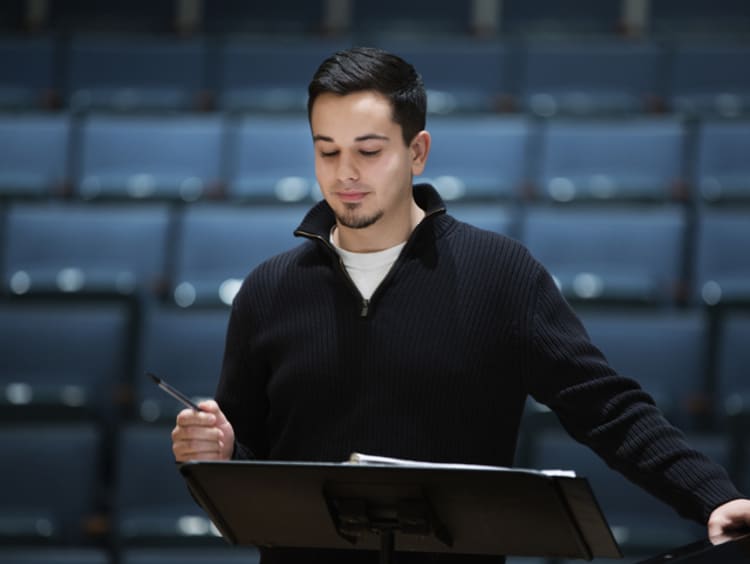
{"left": 336, "top": 205, "right": 384, "bottom": 230}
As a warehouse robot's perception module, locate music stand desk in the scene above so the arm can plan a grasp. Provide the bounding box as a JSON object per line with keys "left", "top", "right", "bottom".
{"left": 180, "top": 459, "right": 622, "bottom": 562}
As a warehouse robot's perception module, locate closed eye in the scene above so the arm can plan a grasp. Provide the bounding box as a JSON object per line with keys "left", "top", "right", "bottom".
{"left": 320, "top": 150, "right": 339, "bottom": 158}
{"left": 360, "top": 150, "right": 381, "bottom": 157}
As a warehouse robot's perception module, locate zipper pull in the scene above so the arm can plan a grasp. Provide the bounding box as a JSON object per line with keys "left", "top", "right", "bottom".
{"left": 360, "top": 299, "right": 370, "bottom": 317}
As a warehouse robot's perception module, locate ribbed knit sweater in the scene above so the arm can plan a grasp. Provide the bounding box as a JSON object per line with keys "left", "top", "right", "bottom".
{"left": 215, "top": 184, "right": 742, "bottom": 563}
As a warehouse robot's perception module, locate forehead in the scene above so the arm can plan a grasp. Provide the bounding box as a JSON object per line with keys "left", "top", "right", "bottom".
{"left": 310, "top": 91, "right": 397, "bottom": 139}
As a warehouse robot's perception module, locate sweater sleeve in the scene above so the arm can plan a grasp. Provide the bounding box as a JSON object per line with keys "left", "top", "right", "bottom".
{"left": 215, "top": 276, "right": 271, "bottom": 460}
{"left": 524, "top": 262, "right": 743, "bottom": 524}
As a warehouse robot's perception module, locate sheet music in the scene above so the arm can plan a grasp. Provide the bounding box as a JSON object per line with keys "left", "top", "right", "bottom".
{"left": 346, "top": 452, "right": 576, "bottom": 478}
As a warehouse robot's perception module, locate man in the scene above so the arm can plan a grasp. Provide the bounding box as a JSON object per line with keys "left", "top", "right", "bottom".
{"left": 172, "top": 47, "right": 750, "bottom": 563}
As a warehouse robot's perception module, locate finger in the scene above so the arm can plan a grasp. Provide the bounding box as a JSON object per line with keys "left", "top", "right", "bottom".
{"left": 172, "top": 424, "right": 222, "bottom": 449}
{"left": 176, "top": 407, "right": 216, "bottom": 427}
{"left": 197, "top": 399, "right": 222, "bottom": 416}
{"left": 173, "top": 438, "right": 224, "bottom": 462}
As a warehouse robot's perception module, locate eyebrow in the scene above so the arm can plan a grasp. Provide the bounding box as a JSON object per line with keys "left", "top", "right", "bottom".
{"left": 313, "top": 133, "right": 390, "bottom": 143}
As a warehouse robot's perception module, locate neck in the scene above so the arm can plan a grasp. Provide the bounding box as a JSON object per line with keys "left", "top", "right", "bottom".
{"left": 334, "top": 199, "right": 425, "bottom": 253}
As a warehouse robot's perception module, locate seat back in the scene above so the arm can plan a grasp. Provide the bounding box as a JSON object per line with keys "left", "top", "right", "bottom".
{"left": 0, "top": 114, "right": 70, "bottom": 198}
{"left": 535, "top": 119, "right": 684, "bottom": 202}
{"left": 67, "top": 35, "right": 206, "bottom": 111}
{"left": 218, "top": 38, "right": 348, "bottom": 112}
{"left": 4, "top": 202, "right": 170, "bottom": 296}
{"left": 693, "top": 209, "right": 750, "bottom": 305}
{"left": 669, "top": 43, "right": 750, "bottom": 117}
{"left": 114, "top": 424, "right": 222, "bottom": 545}
{"left": 226, "top": 116, "right": 316, "bottom": 202}
{"left": 579, "top": 309, "right": 709, "bottom": 427}
{"left": 0, "top": 301, "right": 130, "bottom": 422}
{"left": 171, "top": 205, "right": 303, "bottom": 307}
{"left": 695, "top": 120, "right": 750, "bottom": 203}
{"left": 417, "top": 116, "right": 530, "bottom": 201}
{"left": 522, "top": 205, "right": 686, "bottom": 304}
{"left": 76, "top": 115, "right": 223, "bottom": 201}
{"left": 0, "top": 423, "right": 102, "bottom": 544}
{"left": 0, "top": 37, "right": 57, "bottom": 109}
{"left": 520, "top": 41, "right": 663, "bottom": 117}
{"left": 135, "top": 306, "right": 229, "bottom": 422}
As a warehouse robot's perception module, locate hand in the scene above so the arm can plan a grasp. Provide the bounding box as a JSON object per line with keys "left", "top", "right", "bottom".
{"left": 171, "top": 400, "right": 235, "bottom": 462}
{"left": 707, "top": 498, "right": 750, "bottom": 544}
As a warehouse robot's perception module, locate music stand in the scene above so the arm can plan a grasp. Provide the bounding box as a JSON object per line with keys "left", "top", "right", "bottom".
{"left": 179, "top": 460, "right": 622, "bottom": 562}
{"left": 635, "top": 533, "right": 750, "bottom": 563}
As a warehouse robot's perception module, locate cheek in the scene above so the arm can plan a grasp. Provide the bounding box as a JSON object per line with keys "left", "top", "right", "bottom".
{"left": 369, "top": 152, "right": 409, "bottom": 180}
{"left": 314, "top": 158, "right": 332, "bottom": 184}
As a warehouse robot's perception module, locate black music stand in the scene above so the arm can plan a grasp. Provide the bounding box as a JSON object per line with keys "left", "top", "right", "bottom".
{"left": 635, "top": 533, "right": 750, "bottom": 563}
{"left": 179, "top": 459, "right": 622, "bottom": 562}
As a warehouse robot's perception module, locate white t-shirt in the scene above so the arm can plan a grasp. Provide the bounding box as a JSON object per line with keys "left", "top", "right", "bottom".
{"left": 330, "top": 230, "right": 405, "bottom": 300}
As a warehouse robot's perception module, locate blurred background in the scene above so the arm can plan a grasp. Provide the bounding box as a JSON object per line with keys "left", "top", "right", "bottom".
{"left": 0, "top": 1, "right": 749, "bottom": 563}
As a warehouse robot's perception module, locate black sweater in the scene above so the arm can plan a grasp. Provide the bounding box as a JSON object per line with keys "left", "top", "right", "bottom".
{"left": 216, "top": 184, "right": 741, "bottom": 563}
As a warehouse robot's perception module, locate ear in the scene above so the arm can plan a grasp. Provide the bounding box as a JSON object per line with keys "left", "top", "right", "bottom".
{"left": 410, "top": 130, "right": 431, "bottom": 176}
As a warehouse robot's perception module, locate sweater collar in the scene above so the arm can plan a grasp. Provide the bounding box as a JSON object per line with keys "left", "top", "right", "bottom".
{"left": 294, "top": 183, "right": 447, "bottom": 241}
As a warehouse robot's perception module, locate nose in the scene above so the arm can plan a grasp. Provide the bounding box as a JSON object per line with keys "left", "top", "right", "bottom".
{"left": 336, "top": 153, "right": 359, "bottom": 184}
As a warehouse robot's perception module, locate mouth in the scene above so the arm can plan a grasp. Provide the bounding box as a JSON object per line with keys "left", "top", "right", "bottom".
{"left": 337, "top": 191, "right": 368, "bottom": 203}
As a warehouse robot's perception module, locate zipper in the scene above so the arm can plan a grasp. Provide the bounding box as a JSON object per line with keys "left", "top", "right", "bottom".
{"left": 295, "top": 204, "right": 446, "bottom": 319}
{"left": 295, "top": 229, "right": 371, "bottom": 317}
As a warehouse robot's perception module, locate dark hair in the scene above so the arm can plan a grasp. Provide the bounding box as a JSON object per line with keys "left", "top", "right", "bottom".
{"left": 307, "top": 46, "right": 427, "bottom": 146}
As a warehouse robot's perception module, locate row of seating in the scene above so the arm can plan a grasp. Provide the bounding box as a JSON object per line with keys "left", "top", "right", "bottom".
{"left": 1, "top": 35, "right": 749, "bottom": 116}
{"left": 2, "top": 112, "right": 749, "bottom": 203}
{"left": 2, "top": 201, "right": 748, "bottom": 307}
{"left": 2, "top": 295, "right": 750, "bottom": 428}
{"left": 5, "top": 0, "right": 750, "bottom": 37}
{"left": 1, "top": 419, "right": 747, "bottom": 562}
{"left": 0, "top": 546, "right": 260, "bottom": 564}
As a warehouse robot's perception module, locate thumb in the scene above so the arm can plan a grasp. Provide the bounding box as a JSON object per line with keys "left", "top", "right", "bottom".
{"left": 197, "top": 399, "right": 235, "bottom": 459}
{"left": 197, "top": 399, "right": 222, "bottom": 417}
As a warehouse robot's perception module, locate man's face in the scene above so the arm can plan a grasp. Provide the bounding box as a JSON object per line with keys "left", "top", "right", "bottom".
{"left": 310, "top": 91, "right": 426, "bottom": 231}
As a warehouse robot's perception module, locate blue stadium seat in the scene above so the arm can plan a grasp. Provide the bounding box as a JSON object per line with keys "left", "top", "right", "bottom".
{"left": 693, "top": 209, "right": 750, "bottom": 306}
{"left": 135, "top": 305, "right": 230, "bottom": 422}
{"left": 0, "top": 547, "right": 111, "bottom": 564}
{"left": 0, "top": 423, "right": 102, "bottom": 544}
{"left": 226, "top": 116, "right": 316, "bottom": 202}
{"left": 204, "top": 0, "right": 322, "bottom": 33}
{"left": 50, "top": 0, "right": 176, "bottom": 33}
{"left": 519, "top": 41, "right": 664, "bottom": 117}
{"left": 579, "top": 309, "right": 709, "bottom": 428}
{"left": 529, "top": 430, "right": 720, "bottom": 556}
{"left": 121, "top": 547, "right": 259, "bottom": 564}
{"left": 0, "top": 300, "right": 130, "bottom": 422}
{"left": 694, "top": 120, "right": 750, "bottom": 203}
{"left": 0, "top": 37, "right": 57, "bottom": 109}
{"left": 373, "top": 39, "right": 512, "bottom": 114}
{"left": 0, "top": 113, "right": 70, "bottom": 198}
{"left": 114, "top": 423, "right": 223, "bottom": 545}
{"left": 76, "top": 115, "right": 223, "bottom": 201}
{"left": 449, "top": 205, "right": 518, "bottom": 238}
{"left": 535, "top": 119, "right": 684, "bottom": 202}
{"left": 522, "top": 205, "right": 686, "bottom": 304}
{"left": 66, "top": 35, "right": 208, "bottom": 112}
{"left": 650, "top": 0, "right": 750, "bottom": 37}
{"left": 171, "top": 205, "right": 304, "bottom": 307}
{"left": 353, "top": 0, "right": 471, "bottom": 35}
{"left": 417, "top": 116, "right": 530, "bottom": 201}
{"left": 217, "top": 37, "right": 349, "bottom": 112}
{"left": 669, "top": 43, "right": 750, "bottom": 118}
{"left": 716, "top": 311, "right": 750, "bottom": 419}
{"left": 501, "top": 0, "right": 622, "bottom": 35}
{"left": 3, "top": 202, "right": 170, "bottom": 296}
